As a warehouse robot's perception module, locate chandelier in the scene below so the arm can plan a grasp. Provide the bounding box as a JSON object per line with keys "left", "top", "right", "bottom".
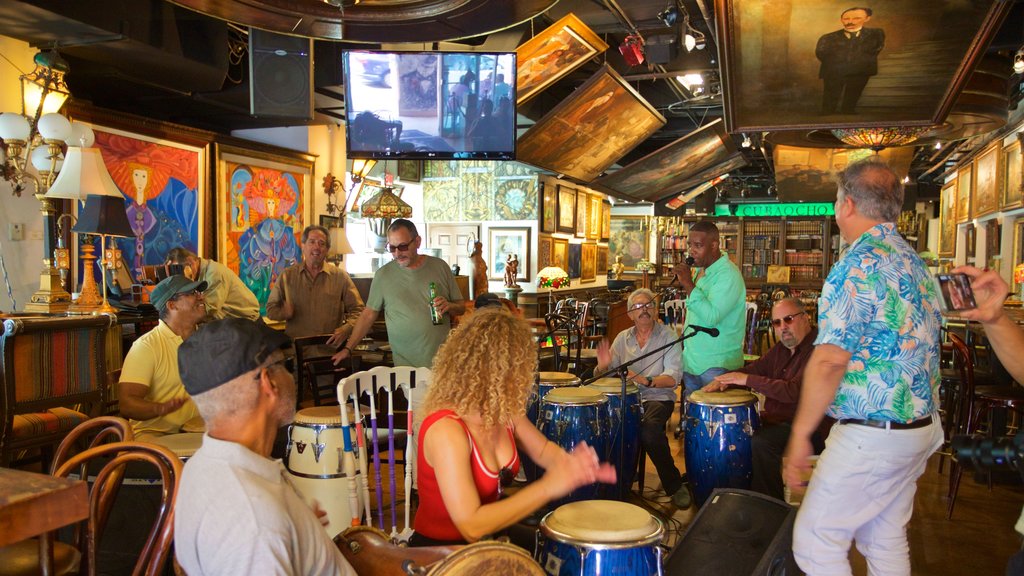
{"left": 831, "top": 127, "right": 929, "bottom": 152}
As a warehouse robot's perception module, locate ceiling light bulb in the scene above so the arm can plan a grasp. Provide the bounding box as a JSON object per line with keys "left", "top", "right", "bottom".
{"left": 741, "top": 134, "right": 752, "bottom": 148}
{"left": 676, "top": 73, "right": 704, "bottom": 92}
{"left": 684, "top": 34, "right": 696, "bottom": 52}
{"left": 934, "top": 142, "right": 942, "bottom": 150}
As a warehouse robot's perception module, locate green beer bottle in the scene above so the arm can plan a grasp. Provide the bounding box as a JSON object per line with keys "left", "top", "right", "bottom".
{"left": 429, "top": 282, "right": 443, "bottom": 325}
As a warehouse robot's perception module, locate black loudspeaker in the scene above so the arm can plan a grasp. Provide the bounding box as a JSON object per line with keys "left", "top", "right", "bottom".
{"left": 249, "top": 28, "right": 313, "bottom": 119}
{"left": 665, "top": 489, "right": 799, "bottom": 576}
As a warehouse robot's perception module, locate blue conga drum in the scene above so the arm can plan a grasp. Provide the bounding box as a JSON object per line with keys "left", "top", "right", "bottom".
{"left": 537, "top": 387, "right": 608, "bottom": 506}
{"left": 524, "top": 372, "right": 580, "bottom": 481}
{"left": 585, "top": 378, "right": 641, "bottom": 500}
{"left": 537, "top": 500, "right": 664, "bottom": 576}
{"left": 683, "top": 389, "right": 760, "bottom": 507}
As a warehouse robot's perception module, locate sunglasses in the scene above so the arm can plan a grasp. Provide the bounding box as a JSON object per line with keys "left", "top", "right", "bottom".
{"left": 386, "top": 240, "right": 415, "bottom": 253}
{"left": 771, "top": 312, "right": 805, "bottom": 327}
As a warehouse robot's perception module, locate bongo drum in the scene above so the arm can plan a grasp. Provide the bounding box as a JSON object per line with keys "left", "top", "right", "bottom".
{"left": 335, "top": 526, "right": 459, "bottom": 576}
{"left": 427, "top": 541, "right": 544, "bottom": 575}
{"left": 151, "top": 432, "right": 203, "bottom": 461}
{"left": 585, "top": 378, "right": 641, "bottom": 500}
{"left": 524, "top": 372, "right": 580, "bottom": 481}
{"left": 537, "top": 500, "right": 664, "bottom": 576}
{"left": 286, "top": 405, "right": 362, "bottom": 538}
{"left": 537, "top": 387, "right": 608, "bottom": 506}
{"left": 683, "top": 389, "right": 760, "bottom": 507}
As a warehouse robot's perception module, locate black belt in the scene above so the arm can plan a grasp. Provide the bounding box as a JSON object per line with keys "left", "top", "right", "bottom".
{"left": 836, "top": 415, "right": 933, "bottom": 430}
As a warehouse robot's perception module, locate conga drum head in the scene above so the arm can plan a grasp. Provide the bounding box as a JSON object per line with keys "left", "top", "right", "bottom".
{"left": 544, "top": 387, "right": 607, "bottom": 405}
{"left": 180, "top": 415, "right": 205, "bottom": 433}
{"left": 586, "top": 378, "right": 639, "bottom": 396}
{"left": 427, "top": 541, "right": 544, "bottom": 575}
{"left": 151, "top": 433, "right": 203, "bottom": 460}
{"left": 689, "top": 389, "right": 757, "bottom": 406}
{"left": 294, "top": 405, "right": 364, "bottom": 425}
{"left": 537, "top": 372, "right": 580, "bottom": 388}
{"left": 541, "top": 500, "right": 664, "bottom": 548}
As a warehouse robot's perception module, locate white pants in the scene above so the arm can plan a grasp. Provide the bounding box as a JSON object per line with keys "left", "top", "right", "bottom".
{"left": 792, "top": 414, "right": 943, "bottom": 576}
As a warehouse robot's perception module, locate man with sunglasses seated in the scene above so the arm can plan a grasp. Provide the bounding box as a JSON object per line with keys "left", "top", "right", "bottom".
{"left": 702, "top": 297, "right": 826, "bottom": 500}
{"left": 334, "top": 219, "right": 465, "bottom": 368}
{"left": 118, "top": 275, "right": 205, "bottom": 440}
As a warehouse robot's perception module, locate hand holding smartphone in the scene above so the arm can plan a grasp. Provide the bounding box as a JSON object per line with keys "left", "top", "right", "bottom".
{"left": 936, "top": 273, "right": 977, "bottom": 312}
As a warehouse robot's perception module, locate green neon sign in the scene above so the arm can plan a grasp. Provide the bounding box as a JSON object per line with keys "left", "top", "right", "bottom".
{"left": 714, "top": 203, "right": 835, "bottom": 217}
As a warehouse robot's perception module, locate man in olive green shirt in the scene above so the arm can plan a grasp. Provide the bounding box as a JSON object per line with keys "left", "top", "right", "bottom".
{"left": 672, "top": 220, "right": 747, "bottom": 397}
{"left": 166, "top": 247, "right": 260, "bottom": 321}
{"left": 334, "top": 219, "right": 464, "bottom": 368}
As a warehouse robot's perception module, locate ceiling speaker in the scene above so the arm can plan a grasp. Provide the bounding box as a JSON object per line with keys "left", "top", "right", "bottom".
{"left": 249, "top": 28, "right": 313, "bottom": 120}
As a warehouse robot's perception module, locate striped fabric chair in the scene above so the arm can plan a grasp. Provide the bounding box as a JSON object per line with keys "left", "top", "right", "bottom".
{"left": 0, "top": 315, "right": 113, "bottom": 467}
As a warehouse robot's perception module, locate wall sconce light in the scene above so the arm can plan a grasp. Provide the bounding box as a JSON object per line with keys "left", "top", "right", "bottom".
{"left": 1014, "top": 49, "right": 1024, "bottom": 75}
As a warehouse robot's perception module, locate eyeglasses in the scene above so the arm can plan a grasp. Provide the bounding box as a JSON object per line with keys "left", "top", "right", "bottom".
{"left": 771, "top": 312, "right": 805, "bottom": 327}
{"left": 170, "top": 289, "right": 203, "bottom": 301}
{"left": 629, "top": 302, "right": 655, "bottom": 311}
{"left": 386, "top": 240, "right": 415, "bottom": 253}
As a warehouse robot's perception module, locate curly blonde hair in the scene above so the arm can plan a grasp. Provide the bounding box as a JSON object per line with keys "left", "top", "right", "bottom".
{"left": 424, "top": 309, "right": 537, "bottom": 428}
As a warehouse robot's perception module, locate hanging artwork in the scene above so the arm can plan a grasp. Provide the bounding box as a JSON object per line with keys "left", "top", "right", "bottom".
{"left": 397, "top": 54, "right": 439, "bottom": 117}
{"left": 581, "top": 243, "right": 596, "bottom": 282}
{"left": 516, "top": 12, "right": 609, "bottom": 105}
{"left": 216, "top": 142, "right": 315, "bottom": 315}
{"left": 609, "top": 216, "right": 649, "bottom": 270}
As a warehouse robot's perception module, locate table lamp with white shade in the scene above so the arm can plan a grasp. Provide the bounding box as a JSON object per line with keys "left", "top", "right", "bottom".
{"left": 72, "top": 194, "right": 135, "bottom": 315}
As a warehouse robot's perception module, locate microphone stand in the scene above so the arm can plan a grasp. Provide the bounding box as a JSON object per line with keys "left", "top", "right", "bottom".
{"left": 580, "top": 325, "right": 704, "bottom": 500}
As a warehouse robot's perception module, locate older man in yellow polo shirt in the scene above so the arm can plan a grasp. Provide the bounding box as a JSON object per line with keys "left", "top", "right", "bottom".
{"left": 118, "top": 275, "right": 205, "bottom": 440}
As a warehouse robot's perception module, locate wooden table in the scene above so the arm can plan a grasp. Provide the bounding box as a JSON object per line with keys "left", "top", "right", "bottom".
{"left": 0, "top": 467, "right": 88, "bottom": 574}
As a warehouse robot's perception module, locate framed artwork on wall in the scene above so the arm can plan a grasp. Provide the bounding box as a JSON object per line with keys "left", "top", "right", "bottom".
{"left": 215, "top": 141, "right": 315, "bottom": 315}
{"left": 575, "top": 190, "right": 588, "bottom": 238}
{"left": 587, "top": 194, "right": 601, "bottom": 241}
{"left": 608, "top": 216, "right": 649, "bottom": 270}
{"left": 956, "top": 165, "right": 973, "bottom": 224}
{"left": 557, "top": 185, "right": 576, "bottom": 234}
{"left": 552, "top": 237, "right": 569, "bottom": 271}
{"left": 538, "top": 235, "right": 553, "bottom": 270}
{"left": 397, "top": 159, "right": 422, "bottom": 182}
{"left": 540, "top": 181, "right": 557, "bottom": 233}
{"left": 1003, "top": 137, "right": 1023, "bottom": 210}
{"left": 568, "top": 243, "right": 582, "bottom": 279}
{"left": 938, "top": 180, "right": 956, "bottom": 258}
{"left": 597, "top": 245, "right": 608, "bottom": 275}
{"left": 973, "top": 144, "right": 1000, "bottom": 218}
{"left": 581, "top": 243, "right": 596, "bottom": 282}
{"left": 488, "top": 226, "right": 531, "bottom": 282}
{"left": 516, "top": 12, "right": 609, "bottom": 105}
{"left": 601, "top": 201, "right": 611, "bottom": 241}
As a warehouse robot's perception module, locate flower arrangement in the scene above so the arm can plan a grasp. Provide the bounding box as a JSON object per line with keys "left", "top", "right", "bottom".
{"left": 537, "top": 266, "right": 569, "bottom": 289}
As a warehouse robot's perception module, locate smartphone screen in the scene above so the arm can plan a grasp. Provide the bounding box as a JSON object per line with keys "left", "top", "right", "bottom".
{"left": 935, "top": 273, "right": 977, "bottom": 312}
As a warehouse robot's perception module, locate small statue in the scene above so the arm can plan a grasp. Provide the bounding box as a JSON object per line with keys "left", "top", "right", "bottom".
{"left": 470, "top": 241, "right": 488, "bottom": 299}
{"left": 611, "top": 254, "right": 625, "bottom": 280}
{"left": 504, "top": 253, "right": 520, "bottom": 288}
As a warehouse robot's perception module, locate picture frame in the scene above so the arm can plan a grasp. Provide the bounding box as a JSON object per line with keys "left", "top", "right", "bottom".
{"left": 715, "top": 0, "right": 1010, "bottom": 133}
{"left": 1003, "top": 137, "right": 1023, "bottom": 210}
{"left": 973, "top": 144, "right": 1000, "bottom": 218}
{"left": 540, "top": 181, "right": 557, "bottom": 233}
{"left": 568, "top": 243, "right": 582, "bottom": 279}
{"left": 608, "top": 216, "right": 649, "bottom": 271}
{"left": 538, "top": 234, "right": 553, "bottom": 270}
{"left": 397, "top": 159, "right": 422, "bottom": 182}
{"left": 488, "top": 226, "right": 531, "bottom": 282}
{"left": 956, "top": 165, "right": 973, "bottom": 224}
{"left": 600, "top": 201, "right": 611, "bottom": 241}
{"left": 575, "top": 190, "right": 588, "bottom": 238}
{"left": 557, "top": 185, "right": 576, "bottom": 234}
{"left": 516, "top": 12, "right": 609, "bottom": 105}
{"left": 592, "top": 119, "right": 738, "bottom": 202}
{"left": 517, "top": 65, "right": 666, "bottom": 182}
{"left": 552, "top": 237, "right": 569, "bottom": 271}
{"left": 938, "top": 180, "right": 956, "bottom": 258}
{"left": 215, "top": 140, "right": 316, "bottom": 315}
{"left": 587, "top": 194, "right": 601, "bottom": 241}
{"left": 597, "top": 245, "right": 609, "bottom": 275}
{"left": 319, "top": 215, "right": 341, "bottom": 229}
{"left": 581, "top": 243, "right": 597, "bottom": 282}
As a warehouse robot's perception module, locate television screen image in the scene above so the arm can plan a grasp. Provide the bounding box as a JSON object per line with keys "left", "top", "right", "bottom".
{"left": 343, "top": 50, "right": 517, "bottom": 160}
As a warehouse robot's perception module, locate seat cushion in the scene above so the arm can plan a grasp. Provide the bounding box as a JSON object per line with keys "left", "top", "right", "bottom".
{"left": 11, "top": 408, "right": 89, "bottom": 440}
{"left": 0, "top": 539, "right": 80, "bottom": 576}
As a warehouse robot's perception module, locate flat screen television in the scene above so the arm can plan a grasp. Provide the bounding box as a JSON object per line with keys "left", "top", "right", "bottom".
{"left": 343, "top": 50, "right": 517, "bottom": 160}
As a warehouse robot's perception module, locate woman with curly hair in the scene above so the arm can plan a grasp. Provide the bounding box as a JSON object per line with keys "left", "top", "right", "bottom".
{"left": 410, "top": 309, "right": 615, "bottom": 547}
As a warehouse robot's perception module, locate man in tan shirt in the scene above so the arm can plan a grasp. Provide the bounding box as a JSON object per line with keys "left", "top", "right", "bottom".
{"left": 266, "top": 225, "right": 364, "bottom": 348}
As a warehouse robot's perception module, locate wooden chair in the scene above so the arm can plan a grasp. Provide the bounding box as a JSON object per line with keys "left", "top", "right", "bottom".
{"left": 294, "top": 334, "right": 350, "bottom": 407}
{"left": 337, "top": 365, "right": 432, "bottom": 543}
{"left": 0, "top": 316, "right": 113, "bottom": 468}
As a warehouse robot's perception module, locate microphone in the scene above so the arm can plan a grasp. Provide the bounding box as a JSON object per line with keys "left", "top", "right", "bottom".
{"left": 685, "top": 255, "right": 695, "bottom": 266}
{"left": 689, "top": 324, "right": 719, "bottom": 337}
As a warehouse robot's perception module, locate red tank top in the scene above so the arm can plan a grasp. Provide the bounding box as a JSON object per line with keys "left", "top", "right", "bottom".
{"left": 413, "top": 410, "right": 520, "bottom": 542}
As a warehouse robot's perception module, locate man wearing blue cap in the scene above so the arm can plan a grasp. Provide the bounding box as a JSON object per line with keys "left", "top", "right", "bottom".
{"left": 174, "top": 318, "right": 356, "bottom": 575}
{"left": 118, "top": 274, "right": 206, "bottom": 440}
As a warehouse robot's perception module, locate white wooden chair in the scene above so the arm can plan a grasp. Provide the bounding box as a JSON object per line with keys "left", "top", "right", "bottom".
{"left": 336, "top": 365, "right": 431, "bottom": 543}
{"left": 662, "top": 299, "right": 686, "bottom": 335}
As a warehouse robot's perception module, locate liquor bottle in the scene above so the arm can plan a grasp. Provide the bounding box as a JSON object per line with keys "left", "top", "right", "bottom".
{"left": 429, "top": 282, "right": 443, "bottom": 325}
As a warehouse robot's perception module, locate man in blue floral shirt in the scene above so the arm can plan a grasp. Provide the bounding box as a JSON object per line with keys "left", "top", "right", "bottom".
{"left": 784, "top": 160, "right": 943, "bottom": 575}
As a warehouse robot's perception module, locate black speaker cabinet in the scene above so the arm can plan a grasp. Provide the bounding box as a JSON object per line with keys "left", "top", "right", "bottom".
{"left": 249, "top": 28, "right": 313, "bottom": 119}
{"left": 665, "top": 489, "right": 799, "bottom": 576}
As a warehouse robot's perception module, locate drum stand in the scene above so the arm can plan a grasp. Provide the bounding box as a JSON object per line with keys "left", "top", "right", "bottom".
{"left": 580, "top": 326, "right": 704, "bottom": 499}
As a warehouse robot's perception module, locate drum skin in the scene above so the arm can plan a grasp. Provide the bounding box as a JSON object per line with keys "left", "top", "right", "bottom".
{"left": 537, "top": 500, "right": 663, "bottom": 576}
